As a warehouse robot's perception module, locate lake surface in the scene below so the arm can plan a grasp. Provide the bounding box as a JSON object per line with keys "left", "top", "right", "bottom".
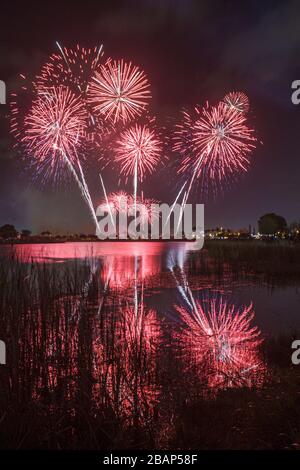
{"left": 0, "top": 241, "right": 299, "bottom": 449}
{"left": 2, "top": 241, "right": 299, "bottom": 335}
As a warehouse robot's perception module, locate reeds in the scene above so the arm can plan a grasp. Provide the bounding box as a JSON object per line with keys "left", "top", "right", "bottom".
{"left": 0, "top": 249, "right": 298, "bottom": 449}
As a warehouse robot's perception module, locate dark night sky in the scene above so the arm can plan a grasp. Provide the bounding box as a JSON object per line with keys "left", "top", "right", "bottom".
{"left": 0, "top": 0, "right": 300, "bottom": 233}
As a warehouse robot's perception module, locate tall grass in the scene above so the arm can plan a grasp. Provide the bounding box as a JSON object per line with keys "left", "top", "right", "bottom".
{"left": 188, "top": 240, "right": 300, "bottom": 284}
{"left": 0, "top": 251, "right": 299, "bottom": 449}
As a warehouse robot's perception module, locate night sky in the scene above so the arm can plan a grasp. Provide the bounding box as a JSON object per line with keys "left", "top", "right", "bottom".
{"left": 1, "top": 0, "right": 300, "bottom": 234}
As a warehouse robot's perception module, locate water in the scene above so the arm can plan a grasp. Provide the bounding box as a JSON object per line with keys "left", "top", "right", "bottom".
{"left": 3, "top": 241, "right": 299, "bottom": 335}
{"left": 0, "top": 241, "right": 299, "bottom": 449}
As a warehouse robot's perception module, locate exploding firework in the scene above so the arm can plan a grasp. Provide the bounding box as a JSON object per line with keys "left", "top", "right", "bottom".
{"left": 100, "top": 191, "right": 159, "bottom": 225}
{"left": 22, "top": 86, "right": 87, "bottom": 182}
{"left": 223, "top": 91, "right": 250, "bottom": 113}
{"left": 115, "top": 123, "right": 162, "bottom": 180}
{"left": 88, "top": 59, "right": 151, "bottom": 123}
{"left": 35, "top": 43, "right": 104, "bottom": 94}
{"left": 35, "top": 43, "right": 117, "bottom": 147}
{"left": 175, "top": 297, "right": 265, "bottom": 391}
{"left": 136, "top": 196, "right": 160, "bottom": 224}
{"left": 115, "top": 123, "right": 162, "bottom": 215}
{"left": 193, "top": 101, "right": 256, "bottom": 171}
{"left": 174, "top": 101, "right": 257, "bottom": 193}
{"left": 10, "top": 73, "right": 33, "bottom": 142}
{"left": 10, "top": 67, "right": 103, "bottom": 230}
{"left": 21, "top": 85, "right": 101, "bottom": 230}
{"left": 107, "top": 190, "right": 131, "bottom": 211}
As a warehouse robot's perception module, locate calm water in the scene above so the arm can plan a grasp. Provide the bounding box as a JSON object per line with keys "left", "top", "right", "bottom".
{"left": 3, "top": 241, "right": 299, "bottom": 335}
{"left": 0, "top": 241, "right": 299, "bottom": 449}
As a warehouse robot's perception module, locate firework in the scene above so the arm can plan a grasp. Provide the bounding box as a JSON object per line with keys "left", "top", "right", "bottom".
{"left": 115, "top": 123, "right": 162, "bottom": 180}
{"left": 22, "top": 86, "right": 86, "bottom": 179}
{"left": 115, "top": 123, "right": 162, "bottom": 215}
{"left": 88, "top": 59, "right": 151, "bottom": 123}
{"left": 10, "top": 45, "right": 157, "bottom": 234}
{"left": 22, "top": 85, "right": 100, "bottom": 230}
{"left": 10, "top": 73, "right": 33, "bottom": 141}
{"left": 100, "top": 191, "right": 159, "bottom": 225}
{"left": 101, "top": 190, "right": 131, "bottom": 213}
{"left": 175, "top": 297, "right": 265, "bottom": 391}
{"left": 174, "top": 101, "right": 257, "bottom": 195}
{"left": 223, "top": 91, "right": 249, "bottom": 113}
{"left": 35, "top": 43, "right": 116, "bottom": 146}
{"left": 193, "top": 101, "right": 256, "bottom": 177}
{"left": 35, "top": 43, "right": 104, "bottom": 94}
{"left": 134, "top": 196, "right": 160, "bottom": 225}
{"left": 22, "top": 86, "right": 87, "bottom": 180}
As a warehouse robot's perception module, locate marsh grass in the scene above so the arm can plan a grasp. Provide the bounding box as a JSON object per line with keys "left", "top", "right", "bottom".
{"left": 187, "top": 240, "right": 300, "bottom": 284}
{"left": 0, "top": 251, "right": 299, "bottom": 449}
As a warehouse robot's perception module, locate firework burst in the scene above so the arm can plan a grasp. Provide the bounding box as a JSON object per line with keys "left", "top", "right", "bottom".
{"left": 175, "top": 100, "right": 257, "bottom": 193}
{"left": 21, "top": 85, "right": 102, "bottom": 230}
{"left": 100, "top": 191, "right": 159, "bottom": 225}
{"left": 88, "top": 59, "right": 151, "bottom": 123}
{"left": 108, "top": 190, "right": 130, "bottom": 210}
{"left": 10, "top": 73, "right": 33, "bottom": 142}
{"left": 35, "top": 44, "right": 104, "bottom": 94}
{"left": 115, "top": 123, "right": 162, "bottom": 180}
{"left": 35, "top": 44, "right": 116, "bottom": 147}
{"left": 223, "top": 91, "right": 250, "bottom": 113}
{"left": 136, "top": 196, "right": 160, "bottom": 224}
{"left": 22, "top": 86, "right": 87, "bottom": 182}
{"left": 115, "top": 123, "right": 162, "bottom": 214}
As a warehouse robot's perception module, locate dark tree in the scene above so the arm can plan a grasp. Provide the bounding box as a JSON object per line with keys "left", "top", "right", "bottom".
{"left": 41, "top": 231, "right": 52, "bottom": 237}
{"left": 258, "top": 213, "right": 287, "bottom": 235}
{"left": 0, "top": 224, "right": 18, "bottom": 239}
{"left": 21, "top": 229, "right": 31, "bottom": 237}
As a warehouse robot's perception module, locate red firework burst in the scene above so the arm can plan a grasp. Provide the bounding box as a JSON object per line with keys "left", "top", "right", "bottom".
{"left": 100, "top": 192, "right": 159, "bottom": 224}
{"left": 223, "top": 91, "right": 250, "bottom": 113}
{"left": 136, "top": 196, "right": 160, "bottom": 224}
{"left": 34, "top": 44, "right": 115, "bottom": 145}
{"left": 22, "top": 86, "right": 87, "bottom": 182}
{"left": 175, "top": 101, "right": 257, "bottom": 190}
{"left": 35, "top": 44, "right": 104, "bottom": 94}
{"left": 115, "top": 124, "right": 162, "bottom": 180}
{"left": 99, "top": 190, "right": 130, "bottom": 215}
{"left": 10, "top": 73, "right": 32, "bottom": 141}
{"left": 175, "top": 297, "right": 265, "bottom": 391}
{"left": 88, "top": 59, "right": 151, "bottom": 123}
{"left": 109, "top": 190, "right": 131, "bottom": 209}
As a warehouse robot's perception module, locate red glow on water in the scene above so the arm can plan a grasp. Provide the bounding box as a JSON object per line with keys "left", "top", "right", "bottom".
{"left": 175, "top": 297, "right": 266, "bottom": 391}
